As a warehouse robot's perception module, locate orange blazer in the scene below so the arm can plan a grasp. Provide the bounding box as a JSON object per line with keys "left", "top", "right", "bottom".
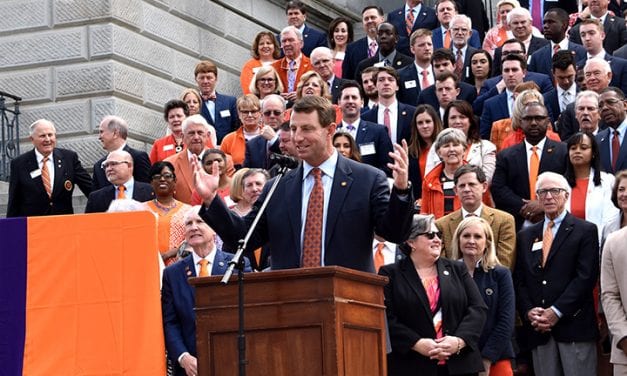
{"left": 271, "top": 55, "right": 312, "bottom": 93}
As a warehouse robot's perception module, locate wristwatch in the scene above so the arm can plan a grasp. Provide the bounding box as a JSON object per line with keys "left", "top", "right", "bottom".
{"left": 393, "top": 181, "right": 412, "bottom": 195}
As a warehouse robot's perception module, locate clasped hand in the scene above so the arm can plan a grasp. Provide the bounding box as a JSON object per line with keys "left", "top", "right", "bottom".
{"left": 528, "top": 307, "right": 559, "bottom": 333}
{"left": 413, "top": 336, "right": 463, "bottom": 360}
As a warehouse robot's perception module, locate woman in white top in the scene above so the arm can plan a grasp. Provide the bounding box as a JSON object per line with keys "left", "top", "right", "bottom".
{"left": 601, "top": 170, "right": 627, "bottom": 246}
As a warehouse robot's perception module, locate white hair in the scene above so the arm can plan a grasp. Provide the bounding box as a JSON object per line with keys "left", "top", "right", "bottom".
{"left": 280, "top": 26, "right": 303, "bottom": 41}
{"left": 575, "top": 90, "right": 599, "bottom": 108}
{"left": 584, "top": 57, "right": 611, "bottom": 75}
{"left": 507, "top": 7, "right": 531, "bottom": 24}
{"left": 28, "top": 119, "right": 56, "bottom": 136}
{"left": 450, "top": 14, "right": 472, "bottom": 30}
{"left": 261, "top": 94, "right": 287, "bottom": 111}
{"left": 536, "top": 172, "right": 571, "bottom": 194}
{"left": 182, "top": 114, "right": 210, "bottom": 134}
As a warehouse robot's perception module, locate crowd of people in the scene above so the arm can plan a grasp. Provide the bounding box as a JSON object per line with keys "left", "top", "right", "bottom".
{"left": 6, "top": 0, "right": 627, "bottom": 375}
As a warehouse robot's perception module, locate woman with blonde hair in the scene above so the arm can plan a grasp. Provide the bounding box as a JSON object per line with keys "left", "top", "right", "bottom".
{"left": 249, "top": 66, "right": 284, "bottom": 100}
{"left": 451, "top": 217, "right": 515, "bottom": 376}
{"left": 220, "top": 94, "right": 263, "bottom": 168}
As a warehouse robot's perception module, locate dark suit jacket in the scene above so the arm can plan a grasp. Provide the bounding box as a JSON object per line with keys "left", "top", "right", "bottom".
{"left": 514, "top": 213, "right": 599, "bottom": 347}
{"left": 342, "top": 37, "right": 369, "bottom": 80}
{"left": 380, "top": 257, "right": 487, "bottom": 375}
{"left": 577, "top": 53, "right": 627, "bottom": 94}
{"left": 416, "top": 82, "right": 478, "bottom": 115}
{"left": 243, "top": 135, "right": 282, "bottom": 169}
{"left": 200, "top": 155, "right": 415, "bottom": 272}
{"left": 355, "top": 52, "right": 414, "bottom": 84}
{"left": 453, "top": 46, "right": 479, "bottom": 82}
{"left": 456, "top": 0, "right": 491, "bottom": 38}
{"left": 519, "top": 0, "right": 578, "bottom": 15}
{"left": 492, "top": 36, "right": 550, "bottom": 76}
{"left": 329, "top": 76, "right": 349, "bottom": 104}
{"left": 528, "top": 41, "right": 587, "bottom": 78}
{"left": 570, "top": 15, "right": 627, "bottom": 55}
{"left": 161, "top": 252, "right": 251, "bottom": 376}
{"left": 388, "top": 5, "right": 439, "bottom": 40}
{"left": 397, "top": 63, "right": 433, "bottom": 105}
{"left": 480, "top": 91, "right": 510, "bottom": 139}
{"left": 473, "top": 266, "right": 516, "bottom": 362}
{"left": 84, "top": 181, "right": 154, "bottom": 213}
{"left": 199, "top": 92, "right": 238, "bottom": 144}
{"left": 490, "top": 138, "right": 568, "bottom": 229}
{"left": 431, "top": 27, "right": 482, "bottom": 49}
{"left": 544, "top": 88, "right": 564, "bottom": 125}
{"left": 351, "top": 120, "right": 394, "bottom": 174}
{"left": 614, "top": 44, "right": 627, "bottom": 60}
{"left": 597, "top": 126, "right": 627, "bottom": 174}
{"left": 7, "top": 148, "right": 92, "bottom": 217}
{"left": 300, "top": 24, "right": 327, "bottom": 57}
{"left": 361, "top": 102, "right": 416, "bottom": 144}
{"left": 91, "top": 145, "right": 151, "bottom": 191}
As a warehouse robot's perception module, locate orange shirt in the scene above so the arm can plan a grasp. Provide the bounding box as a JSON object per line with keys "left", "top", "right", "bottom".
{"left": 571, "top": 178, "right": 589, "bottom": 220}
{"left": 240, "top": 58, "right": 263, "bottom": 95}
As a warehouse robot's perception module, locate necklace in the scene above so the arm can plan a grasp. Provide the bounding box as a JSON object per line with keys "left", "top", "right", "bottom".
{"left": 153, "top": 198, "right": 177, "bottom": 213}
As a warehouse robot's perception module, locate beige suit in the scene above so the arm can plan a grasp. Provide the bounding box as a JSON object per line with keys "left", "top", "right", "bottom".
{"left": 164, "top": 149, "right": 195, "bottom": 205}
{"left": 601, "top": 226, "right": 627, "bottom": 371}
{"left": 436, "top": 205, "right": 516, "bottom": 269}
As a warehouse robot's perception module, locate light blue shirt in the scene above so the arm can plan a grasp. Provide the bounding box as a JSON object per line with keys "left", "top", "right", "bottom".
{"left": 204, "top": 99, "right": 216, "bottom": 123}
{"left": 300, "top": 150, "right": 338, "bottom": 266}
{"left": 115, "top": 177, "right": 135, "bottom": 200}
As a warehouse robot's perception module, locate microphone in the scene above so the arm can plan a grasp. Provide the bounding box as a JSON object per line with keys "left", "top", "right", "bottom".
{"left": 269, "top": 153, "right": 299, "bottom": 169}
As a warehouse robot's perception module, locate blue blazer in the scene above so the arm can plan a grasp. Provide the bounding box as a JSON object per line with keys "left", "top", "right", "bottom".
{"left": 528, "top": 42, "right": 586, "bottom": 78}
{"left": 200, "top": 155, "right": 415, "bottom": 272}
{"left": 492, "top": 36, "right": 549, "bottom": 75}
{"left": 398, "top": 64, "right": 424, "bottom": 105}
{"left": 342, "top": 37, "right": 369, "bottom": 80}
{"left": 355, "top": 52, "right": 414, "bottom": 85}
{"left": 301, "top": 24, "right": 327, "bottom": 57}
{"left": 161, "top": 252, "right": 251, "bottom": 376}
{"left": 569, "top": 15, "right": 627, "bottom": 55}
{"left": 200, "top": 92, "right": 238, "bottom": 144}
{"left": 388, "top": 6, "right": 439, "bottom": 40}
{"left": 577, "top": 54, "right": 627, "bottom": 94}
{"left": 91, "top": 145, "right": 151, "bottom": 191}
{"left": 84, "top": 181, "right": 154, "bottom": 213}
{"left": 473, "top": 265, "right": 515, "bottom": 363}
{"left": 543, "top": 88, "right": 562, "bottom": 125}
{"left": 243, "top": 135, "right": 281, "bottom": 170}
{"left": 597, "top": 127, "right": 627, "bottom": 174}
{"left": 431, "top": 27, "right": 481, "bottom": 49}
{"left": 480, "top": 91, "right": 510, "bottom": 139}
{"left": 7, "top": 148, "right": 92, "bottom": 217}
{"left": 417, "top": 82, "right": 478, "bottom": 116}
{"left": 351, "top": 120, "right": 394, "bottom": 174}
{"left": 361, "top": 102, "right": 416, "bottom": 144}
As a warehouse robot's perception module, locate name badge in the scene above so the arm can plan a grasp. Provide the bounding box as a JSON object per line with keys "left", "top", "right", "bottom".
{"left": 359, "top": 143, "right": 376, "bottom": 156}
{"left": 373, "top": 61, "right": 385, "bottom": 68}
{"left": 442, "top": 181, "right": 455, "bottom": 190}
{"left": 30, "top": 169, "right": 42, "bottom": 179}
{"left": 163, "top": 144, "right": 174, "bottom": 151}
{"left": 404, "top": 80, "right": 417, "bottom": 89}
{"left": 532, "top": 241, "right": 543, "bottom": 252}
{"left": 220, "top": 110, "right": 231, "bottom": 118}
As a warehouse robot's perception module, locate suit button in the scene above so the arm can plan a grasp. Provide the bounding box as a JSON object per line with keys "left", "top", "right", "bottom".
{"left": 49, "top": 202, "right": 53, "bottom": 206}
{"left": 542, "top": 280, "right": 547, "bottom": 285}
{"left": 542, "top": 299, "right": 545, "bottom": 304}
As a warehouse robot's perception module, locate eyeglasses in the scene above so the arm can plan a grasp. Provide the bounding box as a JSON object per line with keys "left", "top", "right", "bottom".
{"left": 521, "top": 115, "right": 548, "bottom": 123}
{"left": 101, "top": 160, "right": 129, "bottom": 169}
{"left": 417, "top": 231, "right": 442, "bottom": 240}
{"left": 258, "top": 78, "right": 275, "bottom": 83}
{"left": 451, "top": 28, "right": 469, "bottom": 34}
{"left": 536, "top": 188, "right": 566, "bottom": 198}
{"left": 151, "top": 173, "right": 175, "bottom": 181}
{"left": 239, "top": 109, "right": 259, "bottom": 116}
{"left": 263, "top": 110, "right": 283, "bottom": 116}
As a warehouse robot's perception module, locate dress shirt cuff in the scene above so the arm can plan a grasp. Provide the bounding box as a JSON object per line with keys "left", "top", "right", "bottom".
{"left": 178, "top": 351, "right": 190, "bottom": 364}
{"left": 550, "top": 305, "right": 563, "bottom": 318}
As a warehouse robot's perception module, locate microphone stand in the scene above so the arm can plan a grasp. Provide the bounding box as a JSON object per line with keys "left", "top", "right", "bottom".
{"left": 220, "top": 162, "right": 294, "bottom": 376}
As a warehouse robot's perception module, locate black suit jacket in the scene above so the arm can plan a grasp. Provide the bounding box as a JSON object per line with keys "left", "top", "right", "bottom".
{"left": 569, "top": 15, "right": 627, "bottom": 55}
{"left": 614, "top": 44, "right": 627, "bottom": 60}
{"left": 388, "top": 5, "right": 439, "bottom": 56}
{"left": 361, "top": 102, "right": 416, "bottom": 144}
{"left": 7, "top": 148, "right": 92, "bottom": 217}
{"left": 597, "top": 126, "right": 627, "bottom": 174}
{"left": 519, "top": 0, "right": 578, "bottom": 15}
{"left": 342, "top": 37, "right": 369, "bottom": 80}
{"left": 329, "top": 76, "right": 349, "bottom": 104}
{"left": 514, "top": 213, "right": 599, "bottom": 347}
{"left": 397, "top": 63, "right": 434, "bottom": 105}
{"left": 84, "top": 181, "right": 154, "bottom": 213}
{"left": 200, "top": 155, "right": 414, "bottom": 272}
{"left": 544, "top": 88, "right": 563, "bottom": 125}
{"left": 380, "top": 257, "right": 487, "bottom": 375}
{"left": 492, "top": 36, "right": 550, "bottom": 76}
{"left": 453, "top": 46, "right": 479, "bottom": 82}
{"left": 417, "top": 82, "right": 478, "bottom": 115}
{"left": 243, "top": 135, "right": 282, "bottom": 169}
{"left": 355, "top": 52, "right": 414, "bottom": 84}
{"left": 342, "top": 120, "right": 394, "bottom": 174}
{"left": 91, "top": 145, "right": 151, "bottom": 191}
{"left": 490, "top": 139, "right": 568, "bottom": 229}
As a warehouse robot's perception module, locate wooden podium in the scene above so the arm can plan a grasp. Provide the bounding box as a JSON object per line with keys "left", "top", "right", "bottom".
{"left": 189, "top": 266, "right": 389, "bottom": 376}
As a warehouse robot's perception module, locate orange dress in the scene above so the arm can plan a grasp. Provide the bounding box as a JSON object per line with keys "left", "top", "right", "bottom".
{"left": 144, "top": 200, "right": 191, "bottom": 266}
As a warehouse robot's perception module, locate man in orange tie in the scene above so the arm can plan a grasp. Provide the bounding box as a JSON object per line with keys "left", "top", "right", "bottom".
{"left": 84, "top": 150, "right": 154, "bottom": 213}
{"left": 514, "top": 172, "right": 599, "bottom": 376}
{"left": 161, "top": 207, "right": 251, "bottom": 376}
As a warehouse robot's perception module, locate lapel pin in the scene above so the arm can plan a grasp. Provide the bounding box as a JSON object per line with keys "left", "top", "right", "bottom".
{"left": 219, "top": 261, "right": 225, "bottom": 267}
{"left": 443, "top": 270, "right": 450, "bottom": 276}
{"left": 305, "top": 34, "right": 309, "bottom": 38}
{"left": 64, "top": 180, "right": 73, "bottom": 191}
{"left": 402, "top": 111, "right": 407, "bottom": 115}
{"left": 396, "top": 61, "right": 402, "bottom": 66}
{"left": 485, "top": 288, "right": 493, "bottom": 296}
{"left": 186, "top": 270, "right": 192, "bottom": 276}
{"left": 547, "top": 147, "right": 554, "bottom": 154}
{"left": 341, "top": 181, "right": 347, "bottom": 187}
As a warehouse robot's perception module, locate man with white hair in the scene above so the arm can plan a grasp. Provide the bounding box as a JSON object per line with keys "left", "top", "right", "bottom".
{"left": 165, "top": 114, "right": 212, "bottom": 204}
{"left": 91, "top": 115, "right": 151, "bottom": 191}
{"left": 7, "top": 119, "right": 92, "bottom": 217}
{"left": 575, "top": 91, "right": 602, "bottom": 135}
{"left": 271, "top": 26, "right": 312, "bottom": 102}
{"left": 431, "top": 0, "right": 481, "bottom": 49}
{"left": 449, "top": 14, "right": 478, "bottom": 82}
{"left": 310, "top": 47, "right": 348, "bottom": 103}
{"left": 514, "top": 171, "right": 599, "bottom": 376}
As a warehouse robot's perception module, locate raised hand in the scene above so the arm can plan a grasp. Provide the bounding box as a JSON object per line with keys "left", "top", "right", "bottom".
{"left": 388, "top": 139, "right": 410, "bottom": 191}
{"left": 191, "top": 157, "right": 220, "bottom": 206}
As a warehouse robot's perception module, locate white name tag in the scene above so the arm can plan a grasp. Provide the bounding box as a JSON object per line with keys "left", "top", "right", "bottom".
{"left": 30, "top": 169, "right": 42, "bottom": 179}
{"left": 442, "top": 181, "right": 455, "bottom": 190}
{"left": 220, "top": 110, "right": 231, "bottom": 118}
{"left": 163, "top": 144, "right": 174, "bottom": 151}
{"left": 373, "top": 61, "right": 385, "bottom": 68}
{"left": 359, "top": 143, "right": 376, "bottom": 156}
{"left": 532, "top": 241, "right": 543, "bottom": 252}
{"left": 404, "top": 80, "right": 417, "bottom": 89}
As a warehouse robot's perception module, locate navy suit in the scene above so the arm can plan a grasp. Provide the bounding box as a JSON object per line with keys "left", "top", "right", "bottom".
{"left": 300, "top": 24, "right": 327, "bottom": 57}
{"left": 329, "top": 76, "right": 349, "bottom": 104}
{"left": 338, "top": 120, "right": 393, "bottom": 174}
{"left": 492, "top": 36, "right": 550, "bottom": 76}
{"left": 577, "top": 53, "right": 627, "bottom": 94}
{"left": 514, "top": 213, "right": 599, "bottom": 348}
{"left": 199, "top": 92, "right": 238, "bottom": 144}
{"left": 480, "top": 91, "right": 511, "bottom": 139}
{"left": 454, "top": 46, "right": 479, "bottom": 82}
{"left": 614, "top": 44, "right": 627, "bottom": 60}
{"left": 519, "top": 0, "right": 578, "bottom": 15}
{"left": 597, "top": 126, "right": 627, "bottom": 174}
{"left": 397, "top": 63, "right": 433, "bottom": 105}
{"left": 355, "top": 52, "right": 414, "bottom": 84}
{"left": 389, "top": 6, "right": 439, "bottom": 56}
{"left": 84, "top": 181, "right": 154, "bottom": 213}
{"left": 161, "top": 252, "right": 251, "bottom": 376}
{"left": 200, "top": 155, "right": 414, "bottom": 272}
{"left": 7, "top": 148, "right": 92, "bottom": 217}
{"left": 543, "top": 88, "right": 564, "bottom": 125}
{"left": 361, "top": 102, "right": 416, "bottom": 144}
{"left": 91, "top": 145, "right": 151, "bottom": 191}
{"left": 431, "top": 27, "right": 482, "bottom": 49}
{"left": 474, "top": 72, "right": 553, "bottom": 116}
{"left": 243, "top": 135, "right": 282, "bottom": 170}
{"left": 490, "top": 138, "right": 568, "bottom": 229}
{"left": 417, "top": 82, "right": 478, "bottom": 116}
{"left": 528, "top": 42, "right": 586, "bottom": 78}
{"left": 570, "top": 15, "right": 627, "bottom": 55}
{"left": 342, "top": 37, "right": 370, "bottom": 80}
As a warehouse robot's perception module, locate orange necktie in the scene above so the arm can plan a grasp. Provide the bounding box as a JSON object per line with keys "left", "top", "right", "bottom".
{"left": 41, "top": 156, "right": 51, "bottom": 197}
{"left": 198, "top": 259, "right": 209, "bottom": 277}
{"left": 444, "top": 30, "right": 451, "bottom": 49}
{"left": 406, "top": 9, "right": 415, "bottom": 36}
{"left": 542, "top": 221, "right": 554, "bottom": 266}
{"left": 117, "top": 185, "right": 127, "bottom": 199}
{"left": 374, "top": 242, "right": 385, "bottom": 272}
{"left": 529, "top": 146, "right": 539, "bottom": 200}
{"left": 302, "top": 168, "right": 323, "bottom": 267}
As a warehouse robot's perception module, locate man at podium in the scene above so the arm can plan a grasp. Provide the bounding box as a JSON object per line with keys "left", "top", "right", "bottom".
{"left": 192, "top": 96, "right": 415, "bottom": 272}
